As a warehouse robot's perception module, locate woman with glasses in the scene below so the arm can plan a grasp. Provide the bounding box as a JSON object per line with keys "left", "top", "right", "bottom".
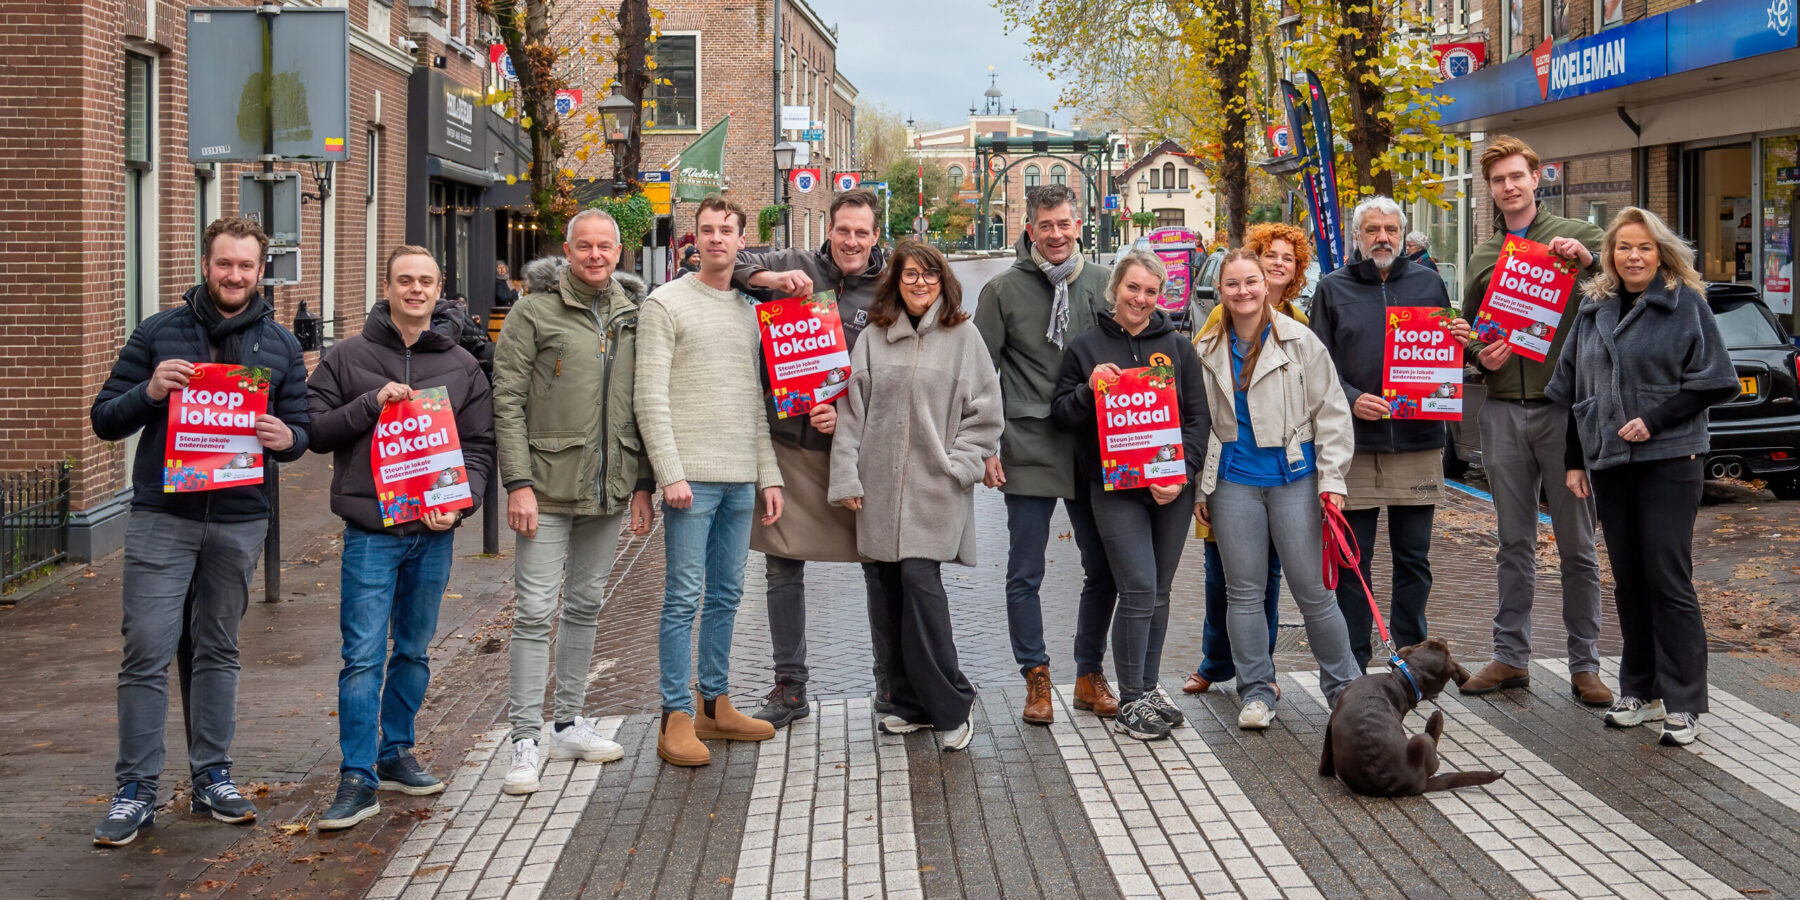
{"left": 829, "top": 241, "right": 1002, "bottom": 750}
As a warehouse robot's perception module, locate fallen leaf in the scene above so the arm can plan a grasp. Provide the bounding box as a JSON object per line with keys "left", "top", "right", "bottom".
{"left": 278, "top": 822, "right": 309, "bottom": 836}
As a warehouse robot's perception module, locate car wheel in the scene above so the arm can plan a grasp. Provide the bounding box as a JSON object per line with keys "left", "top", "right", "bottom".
{"left": 1443, "top": 445, "right": 1469, "bottom": 480}
{"left": 1771, "top": 475, "right": 1800, "bottom": 501}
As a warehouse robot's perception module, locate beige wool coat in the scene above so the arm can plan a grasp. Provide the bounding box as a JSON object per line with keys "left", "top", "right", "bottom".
{"left": 829, "top": 302, "right": 1003, "bottom": 565}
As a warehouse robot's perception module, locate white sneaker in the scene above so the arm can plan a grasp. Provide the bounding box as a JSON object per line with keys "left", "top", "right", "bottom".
{"left": 502, "top": 739, "right": 543, "bottom": 795}
{"left": 1659, "top": 712, "right": 1700, "bottom": 746}
{"left": 1238, "top": 700, "right": 1275, "bottom": 730}
{"left": 1604, "top": 697, "right": 1666, "bottom": 728}
{"left": 878, "top": 714, "right": 929, "bottom": 735}
{"left": 941, "top": 720, "right": 973, "bottom": 751}
{"left": 547, "top": 716, "right": 626, "bottom": 763}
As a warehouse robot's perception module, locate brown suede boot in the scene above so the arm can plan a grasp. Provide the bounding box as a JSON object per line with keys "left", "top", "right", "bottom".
{"left": 1021, "top": 664, "right": 1054, "bottom": 725}
{"left": 1072, "top": 672, "right": 1119, "bottom": 717}
{"left": 694, "top": 692, "right": 776, "bottom": 742}
{"left": 1570, "top": 671, "right": 1614, "bottom": 707}
{"left": 1459, "top": 661, "right": 1531, "bottom": 694}
{"left": 658, "top": 710, "right": 711, "bottom": 767}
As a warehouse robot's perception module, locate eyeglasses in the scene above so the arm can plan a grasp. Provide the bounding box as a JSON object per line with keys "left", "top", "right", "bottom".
{"left": 900, "top": 269, "right": 941, "bottom": 285}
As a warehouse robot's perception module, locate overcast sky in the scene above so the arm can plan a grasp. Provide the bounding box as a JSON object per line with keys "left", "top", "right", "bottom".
{"left": 805, "top": 0, "right": 1067, "bottom": 129}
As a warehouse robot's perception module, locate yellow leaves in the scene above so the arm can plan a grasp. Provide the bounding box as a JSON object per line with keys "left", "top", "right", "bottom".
{"left": 575, "top": 147, "right": 591, "bottom": 163}
{"left": 521, "top": 115, "right": 533, "bottom": 129}
{"left": 505, "top": 174, "right": 519, "bottom": 185}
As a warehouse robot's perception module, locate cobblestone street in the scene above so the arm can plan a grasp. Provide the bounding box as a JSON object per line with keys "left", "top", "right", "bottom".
{"left": 4, "top": 259, "right": 1799, "bottom": 899}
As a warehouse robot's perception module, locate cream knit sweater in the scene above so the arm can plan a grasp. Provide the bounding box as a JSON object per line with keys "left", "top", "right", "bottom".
{"left": 634, "top": 274, "right": 782, "bottom": 491}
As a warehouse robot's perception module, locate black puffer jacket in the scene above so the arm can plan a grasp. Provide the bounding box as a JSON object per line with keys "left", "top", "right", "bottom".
{"left": 91, "top": 285, "right": 311, "bottom": 522}
{"left": 1050, "top": 310, "right": 1211, "bottom": 488}
{"left": 1308, "top": 255, "right": 1450, "bottom": 454}
{"left": 307, "top": 302, "right": 495, "bottom": 533}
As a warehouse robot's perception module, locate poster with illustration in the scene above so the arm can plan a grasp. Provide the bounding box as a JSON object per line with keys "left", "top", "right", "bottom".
{"left": 1383, "top": 307, "right": 1463, "bottom": 421}
{"left": 371, "top": 387, "right": 473, "bottom": 526}
{"left": 1094, "top": 359, "right": 1186, "bottom": 491}
{"left": 1473, "top": 235, "right": 1578, "bottom": 362}
{"left": 163, "top": 363, "right": 269, "bottom": 492}
{"left": 758, "top": 291, "right": 851, "bottom": 419}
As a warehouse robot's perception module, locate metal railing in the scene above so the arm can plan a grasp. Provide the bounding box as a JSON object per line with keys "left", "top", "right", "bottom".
{"left": 2, "top": 462, "right": 70, "bottom": 592}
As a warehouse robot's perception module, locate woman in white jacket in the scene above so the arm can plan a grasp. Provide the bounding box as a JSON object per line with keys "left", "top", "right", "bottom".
{"left": 1195, "top": 251, "right": 1362, "bottom": 729}
{"left": 829, "top": 241, "right": 1003, "bottom": 750}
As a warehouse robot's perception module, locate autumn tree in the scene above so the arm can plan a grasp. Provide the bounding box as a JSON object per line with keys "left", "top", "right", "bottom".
{"left": 853, "top": 100, "right": 911, "bottom": 176}
{"left": 480, "top": 0, "right": 575, "bottom": 249}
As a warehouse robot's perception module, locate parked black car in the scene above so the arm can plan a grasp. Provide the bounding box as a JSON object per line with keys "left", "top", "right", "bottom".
{"left": 1446, "top": 283, "right": 1800, "bottom": 498}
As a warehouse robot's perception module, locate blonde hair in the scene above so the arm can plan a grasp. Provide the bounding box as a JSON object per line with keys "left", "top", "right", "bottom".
{"left": 1198, "top": 250, "right": 1277, "bottom": 392}
{"left": 1582, "top": 206, "right": 1705, "bottom": 301}
{"left": 1107, "top": 249, "right": 1169, "bottom": 306}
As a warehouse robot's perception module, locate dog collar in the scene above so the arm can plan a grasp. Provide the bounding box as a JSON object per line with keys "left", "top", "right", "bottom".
{"left": 1390, "top": 655, "right": 1424, "bottom": 703}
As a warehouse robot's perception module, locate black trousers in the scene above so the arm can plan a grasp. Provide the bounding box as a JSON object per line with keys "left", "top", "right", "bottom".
{"left": 863, "top": 559, "right": 976, "bottom": 729}
{"left": 1590, "top": 456, "right": 1709, "bottom": 714}
{"left": 1089, "top": 483, "right": 1193, "bottom": 704}
{"left": 1335, "top": 504, "right": 1435, "bottom": 670}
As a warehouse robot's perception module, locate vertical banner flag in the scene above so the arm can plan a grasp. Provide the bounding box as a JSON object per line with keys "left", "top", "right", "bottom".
{"left": 1094, "top": 359, "right": 1186, "bottom": 491}
{"left": 371, "top": 387, "right": 474, "bottom": 526}
{"left": 758, "top": 292, "right": 851, "bottom": 419}
{"left": 832, "top": 171, "right": 859, "bottom": 192}
{"left": 1473, "top": 236, "right": 1579, "bottom": 362}
{"left": 1281, "top": 79, "right": 1335, "bottom": 273}
{"left": 1383, "top": 307, "right": 1464, "bottom": 421}
{"left": 1305, "top": 70, "right": 1346, "bottom": 274}
{"left": 790, "top": 168, "right": 821, "bottom": 193}
{"left": 164, "top": 363, "right": 269, "bottom": 492}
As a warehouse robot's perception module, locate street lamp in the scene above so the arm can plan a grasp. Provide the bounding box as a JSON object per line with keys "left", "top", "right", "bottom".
{"left": 598, "top": 88, "right": 636, "bottom": 193}
{"left": 773, "top": 140, "right": 801, "bottom": 248}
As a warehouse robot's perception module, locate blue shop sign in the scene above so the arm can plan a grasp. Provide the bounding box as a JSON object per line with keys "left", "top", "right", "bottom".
{"left": 1439, "top": 0, "right": 1798, "bottom": 125}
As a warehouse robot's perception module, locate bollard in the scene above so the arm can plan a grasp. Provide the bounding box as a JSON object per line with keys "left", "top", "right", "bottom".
{"left": 264, "top": 458, "right": 281, "bottom": 602}
{"left": 482, "top": 470, "right": 500, "bottom": 555}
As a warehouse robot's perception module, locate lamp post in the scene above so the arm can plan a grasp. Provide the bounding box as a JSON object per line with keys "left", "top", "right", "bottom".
{"left": 773, "top": 140, "right": 799, "bottom": 248}
{"left": 1136, "top": 175, "right": 1150, "bottom": 239}
{"left": 598, "top": 88, "right": 636, "bottom": 197}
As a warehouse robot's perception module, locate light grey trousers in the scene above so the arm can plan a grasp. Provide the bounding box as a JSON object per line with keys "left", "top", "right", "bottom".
{"left": 1209, "top": 476, "right": 1362, "bottom": 708}
{"left": 115, "top": 510, "right": 263, "bottom": 790}
{"left": 508, "top": 511, "right": 622, "bottom": 742}
{"left": 1478, "top": 398, "right": 1602, "bottom": 673}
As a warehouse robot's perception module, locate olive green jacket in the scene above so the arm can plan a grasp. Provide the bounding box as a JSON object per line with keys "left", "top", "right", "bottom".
{"left": 1461, "top": 205, "right": 1605, "bottom": 401}
{"left": 492, "top": 259, "right": 650, "bottom": 516}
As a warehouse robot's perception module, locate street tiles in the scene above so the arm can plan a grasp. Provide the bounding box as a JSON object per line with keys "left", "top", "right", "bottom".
{"left": 1049, "top": 685, "right": 1321, "bottom": 900}
{"left": 1287, "top": 669, "right": 1743, "bottom": 900}
{"left": 730, "top": 697, "right": 921, "bottom": 900}
{"left": 368, "top": 717, "right": 624, "bottom": 900}
{"left": 1541, "top": 657, "right": 1800, "bottom": 816}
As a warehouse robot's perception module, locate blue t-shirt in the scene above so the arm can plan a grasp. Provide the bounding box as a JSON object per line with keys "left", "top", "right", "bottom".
{"left": 1218, "top": 326, "right": 1317, "bottom": 487}
{"left": 1506, "top": 226, "right": 1530, "bottom": 240}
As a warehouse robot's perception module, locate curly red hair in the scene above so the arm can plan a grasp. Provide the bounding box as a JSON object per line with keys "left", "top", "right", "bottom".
{"left": 1243, "top": 222, "right": 1314, "bottom": 304}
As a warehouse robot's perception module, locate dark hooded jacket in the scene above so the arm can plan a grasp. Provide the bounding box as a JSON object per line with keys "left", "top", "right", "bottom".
{"left": 734, "top": 241, "right": 888, "bottom": 451}
{"left": 1308, "top": 254, "right": 1451, "bottom": 454}
{"left": 1050, "top": 310, "right": 1210, "bottom": 488}
{"left": 306, "top": 302, "right": 495, "bottom": 533}
{"left": 91, "top": 284, "right": 311, "bottom": 522}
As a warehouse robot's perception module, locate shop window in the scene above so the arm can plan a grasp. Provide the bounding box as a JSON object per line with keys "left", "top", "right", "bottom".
{"left": 1051, "top": 164, "right": 1066, "bottom": 186}
{"left": 1760, "top": 135, "right": 1799, "bottom": 327}
{"left": 1545, "top": 0, "right": 1569, "bottom": 41}
{"left": 1504, "top": 0, "right": 1529, "bottom": 59}
{"left": 1025, "top": 165, "right": 1040, "bottom": 188}
{"left": 646, "top": 33, "right": 699, "bottom": 131}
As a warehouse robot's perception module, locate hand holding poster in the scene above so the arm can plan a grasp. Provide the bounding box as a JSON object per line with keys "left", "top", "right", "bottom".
{"left": 758, "top": 292, "right": 852, "bottom": 419}
{"left": 1095, "top": 359, "right": 1186, "bottom": 491}
{"left": 1473, "top": 236, "right": 1579, "bottom": 362}
{"left": 164, "top": 363, "right": 270, "bottom": 492}
{"left": 1383, "top": 307, "right": 1463, "bottom": 421}
{"left": 371, "top": 387, "right": 474, "bottom": 526}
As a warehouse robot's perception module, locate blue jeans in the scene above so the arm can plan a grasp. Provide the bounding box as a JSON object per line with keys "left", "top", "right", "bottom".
{"left": 1197, "top": 539, "right": 1281, "bottom": 683}
{"left": 659, "top": 482, "right": 755, "bottom": 714}
{"left": 338, "top": 525, "right": 454, "bottom": 785}
{"left": 1002, "top": 494, "right": 1116, "bottom": 676}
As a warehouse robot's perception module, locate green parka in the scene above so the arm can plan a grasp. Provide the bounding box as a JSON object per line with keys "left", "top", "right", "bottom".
{"left": 492, "top": 259, "right": 650, "bottom": 516}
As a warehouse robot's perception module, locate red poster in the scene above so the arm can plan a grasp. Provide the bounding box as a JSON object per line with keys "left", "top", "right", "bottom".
{"left": 757, "top": 292, "right": 851, "bottom": 419}
{"left": 1095, "top": 359, "right": 1185, "bottom": 491}
{"left": 1473, "top": 235, "right": 1578, "bottom": 362}
{"left": 163, "top": 363, "right": 269, "bottom": 492}
{"left": 1383, "top": 307, "right": 1463, "bottom": 421}
{"left": 371, "top": 387, "right": 474, "bottom": 526}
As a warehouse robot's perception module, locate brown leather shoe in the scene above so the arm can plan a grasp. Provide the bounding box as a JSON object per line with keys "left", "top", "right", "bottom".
{"left": 1073, "top": 672, "right": 1119, "bottom": 717}
{"left": 1459, "top": 661, "right": 1531, "bottom": 695}
{"left": 1570, "top": 670, "right": 1614, "bottom": 707}
{"left": 1183, "top": 673, "right": 1212, "bottom": 694}
{"left": 1021, "top": 665, "right": 1054, "bottom": 725}
{"left": 658, "top": 710, "right": 711, "bottom": 767}
{"left": 694, "top": 692, "right": 776, "bottom": 742}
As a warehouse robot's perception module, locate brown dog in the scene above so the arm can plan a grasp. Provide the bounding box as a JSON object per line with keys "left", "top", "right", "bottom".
{"left": 1319, "top": 638, "right": 1506, "bottom": 797}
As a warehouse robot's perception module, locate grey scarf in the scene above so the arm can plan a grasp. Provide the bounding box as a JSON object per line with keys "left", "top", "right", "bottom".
{"left": 1031, "top": 243, "right": 1083, "bottom": 348}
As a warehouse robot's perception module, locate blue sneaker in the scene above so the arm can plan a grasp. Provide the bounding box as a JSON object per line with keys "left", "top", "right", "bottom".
{"left": 191, "top": 767, "right": 257, "bottom": 824}
{"left": 93, "top": 783, "right": 156, "bottom": 846}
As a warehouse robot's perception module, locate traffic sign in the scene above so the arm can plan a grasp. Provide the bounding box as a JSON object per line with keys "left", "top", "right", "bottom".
{"left": 912, "top": 215, "right": 930, "bottom": 234}
{"left": 1103, "top": 194, "right": 1121, "bottom": 210}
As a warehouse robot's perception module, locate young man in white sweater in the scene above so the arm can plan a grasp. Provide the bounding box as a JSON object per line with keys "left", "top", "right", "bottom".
{"left": 636, "top": 196, "right": 786, "bottom": 766}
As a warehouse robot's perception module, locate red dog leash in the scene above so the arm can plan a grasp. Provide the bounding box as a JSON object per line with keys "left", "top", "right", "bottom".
{"left": 1321, "top": 498, "right": 1422, "bottom": 701}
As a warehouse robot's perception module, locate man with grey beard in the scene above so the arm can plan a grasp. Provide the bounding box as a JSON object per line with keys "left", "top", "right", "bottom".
{"left": 1308, "top": 197, "right": 1471, "bottom": 671}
